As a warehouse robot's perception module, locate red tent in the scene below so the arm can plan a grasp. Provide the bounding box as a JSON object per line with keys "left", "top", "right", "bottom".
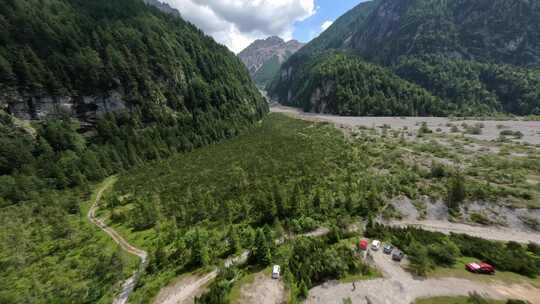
{"left": 359, "top": 239, "right": 369, "bottom": 251}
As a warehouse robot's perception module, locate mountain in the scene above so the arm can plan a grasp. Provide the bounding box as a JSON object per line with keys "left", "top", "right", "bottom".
{"left": 144, "top": 0, "right": 181, "bottom": 17}
{"left": 269, "top": 0, "right": 540, "bottom": 116}
{"left": 238, "top": 36, "right": 304, "bottom": 87}
{"left": 0, "top": 0, "right": 266, "bottom": 127}
{"left": 0, "top": 0, "right": 267, "bottom": 203}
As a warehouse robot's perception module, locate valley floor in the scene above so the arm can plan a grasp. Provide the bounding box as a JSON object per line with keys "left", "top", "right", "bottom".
{"left": 271, "top": 105, "right": 540, "bottom": 145}
{"left": 89, "top": 110, "right": 539, "bottom": 304}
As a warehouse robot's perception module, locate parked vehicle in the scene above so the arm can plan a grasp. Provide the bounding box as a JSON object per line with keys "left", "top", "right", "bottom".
{"left": 466, "top": 262, "right": 495, "bottom": 275}
{"left": 371, "top": 240, "right": 381, "bottom": 251}
{"left": 383, "top": 244, "right": 394, "bottom": 254}
{"left": 392, "top": 250, "right": 404, "bottom": 262}
{"left": 359, "top": 239, "right": 369, "bottom": 251}
{"left": 272, "top": 265, "right": 281, "bottom": 279}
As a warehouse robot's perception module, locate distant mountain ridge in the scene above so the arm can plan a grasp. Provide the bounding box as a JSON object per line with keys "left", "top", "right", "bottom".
{"left": 269, "top": 0, "right": 540, "bottom": 116}
{"left": 239, "top": 36, "right": 304, "bottom": 87}
{"left": 144, "top": 0, "right": 181, "bottom": 17}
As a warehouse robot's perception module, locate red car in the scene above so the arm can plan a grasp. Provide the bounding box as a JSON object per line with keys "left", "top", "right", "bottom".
{"left": 359, "top": 239, "right": 369, "bottom": 251}
{"left": 466, "top": 262, "right": 495, "bottom": 274}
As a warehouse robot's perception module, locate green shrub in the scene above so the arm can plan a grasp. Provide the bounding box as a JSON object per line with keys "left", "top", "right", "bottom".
{"left": 500, "top": 130, "right": 524, "bottom": 139}
{"left": 469, "top": 212, "right": 492, "bottom": 225}
{"left": 418, "top": 122, "right": 433, "bottom": 135}
{"left": 447, "top": 173, "right": 466, "bottom": 213}
{"left": 408, "top": 240, "right": 433, "bottom": 276}
{"left": 528, "top": 243, "right": 540, "bottom": 256}
{"left": 430, "top": 162, "right": 448, "bottom": 178}
{"left": 195, "top": 268, "right": 239, "bottom": 304}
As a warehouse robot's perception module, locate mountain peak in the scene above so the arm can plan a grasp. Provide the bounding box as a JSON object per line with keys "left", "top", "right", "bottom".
{"left": 265, "top": 36, "right": 285, "bottom": 44}
{"left": 239, "top": 36, "right": 305, "bottom": 87}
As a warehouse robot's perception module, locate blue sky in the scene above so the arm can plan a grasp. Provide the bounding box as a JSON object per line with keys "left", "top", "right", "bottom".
{"left": 165, "top": 0, "right": 368, "bottom": 53}
{"left": 293, "top": 0, "right": 366, "bottom": 42}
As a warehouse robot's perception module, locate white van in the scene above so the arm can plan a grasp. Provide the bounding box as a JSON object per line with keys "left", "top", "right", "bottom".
{"left": 272, "top": 265, "right": 280, "bottom": 279}
{"left": 371, "top": 240, "right": 381, "bottom": 251}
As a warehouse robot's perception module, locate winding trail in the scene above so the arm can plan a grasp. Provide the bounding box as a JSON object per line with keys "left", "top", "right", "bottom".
{"left": 153, "top": 251, "right": 251, "bottom": 304}
{"left": 88, "top": 178, "right": 148, "bottom": 304}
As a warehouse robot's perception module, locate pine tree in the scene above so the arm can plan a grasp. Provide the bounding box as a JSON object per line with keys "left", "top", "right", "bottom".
{"left": 253, "top": 228, "right": 271, "bottom": 266}
{"left": 447, "top": 171, "right": 466, "bottom": 213}
{"left": 192, "top": 228, "right": 210, "bottom": 267}
{"left": 407, "top": 240, "right": 432, "bottom": 276}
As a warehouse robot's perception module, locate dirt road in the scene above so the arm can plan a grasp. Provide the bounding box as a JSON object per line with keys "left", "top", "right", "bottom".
{"left": 153, "top": 271, "right": 218, "bottom": 304}
{"left": 153, "top": 250, "right": 250, "bottom": 304}
{"left": 306, "top": 250, "right": 540, "bottom": 304}
{"left": 88, "top": 178, "right": 148, "bottom": 304}
{"left": 389, "top": 219, "right": 540, "bottom": 244}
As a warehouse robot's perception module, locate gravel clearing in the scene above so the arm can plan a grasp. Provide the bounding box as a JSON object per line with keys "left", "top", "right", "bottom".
{"left": 271, "top": 105, "right": 540, "bottom": 145}
{"left": 233, "top": 272, "right": 287, "bottom": 304}
{"left": 306, "top": 248, "right": 540, "bottom": 304}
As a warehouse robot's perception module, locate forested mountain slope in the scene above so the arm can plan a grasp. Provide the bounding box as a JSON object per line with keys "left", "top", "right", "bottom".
{"left": 0, "top": 0, "right": 267, "bottom": 204}
{"left": 269, "top": 0, "right": 540, "bottom": 116}
{"left": 0, "top": 1, "right": 266, "bottom": 302}
{"left": 353, "top": 0, "right": 540, "bottom": 66}
{"left": 0, "top": 0, "right": 266, "bottom": 126}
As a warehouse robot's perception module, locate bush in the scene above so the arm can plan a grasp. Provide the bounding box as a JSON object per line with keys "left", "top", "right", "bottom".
{"left": 500, "top": 130, "right": 524, "bottom": 139}
{"left": 447, "top": 173, "right": 466, "bottom": 213}
{"left": 430, "top": 162, "right": 448, "bottom": 178}
{"left": 467, "top": 126, "right": 482, "bottom": 135}
{"left": 427, "top": 238, "right": 460, "bottom": 266}
{"left": 469, "top": 212, "right": 492, "bottom": 225}
{"left": 418, "top": 122, "right": 433, "bottom": 135}
{"left": 527, "top": 243, "right": 540, "bottom": 256}
{"left": 195, "top": 268, "right": 238, "bottom": 304}
{"left": 408, "top": 240, "right": 433, "bottom": 276}
{"left": 468, "top": 292, "right": 490, "bottom": 304}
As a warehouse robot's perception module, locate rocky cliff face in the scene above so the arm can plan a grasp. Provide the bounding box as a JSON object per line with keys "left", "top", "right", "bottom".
{"left": 238, "top": 36, "right": 304, "bottom": 86}
{"left": 0, "top": 89, "right": 126, "bottom": 128}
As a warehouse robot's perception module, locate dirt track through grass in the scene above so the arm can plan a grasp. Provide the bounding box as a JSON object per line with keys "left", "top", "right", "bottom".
{"left": 88, "top": 177, "right": 148, "bottom": 304}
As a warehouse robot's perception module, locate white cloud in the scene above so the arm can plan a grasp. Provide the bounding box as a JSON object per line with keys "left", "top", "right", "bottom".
{"left": 320, "top": 20, "right": 333, "bottom": 32}
{"left": 162, "top": 0, "right": 316, "bottom": 53}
